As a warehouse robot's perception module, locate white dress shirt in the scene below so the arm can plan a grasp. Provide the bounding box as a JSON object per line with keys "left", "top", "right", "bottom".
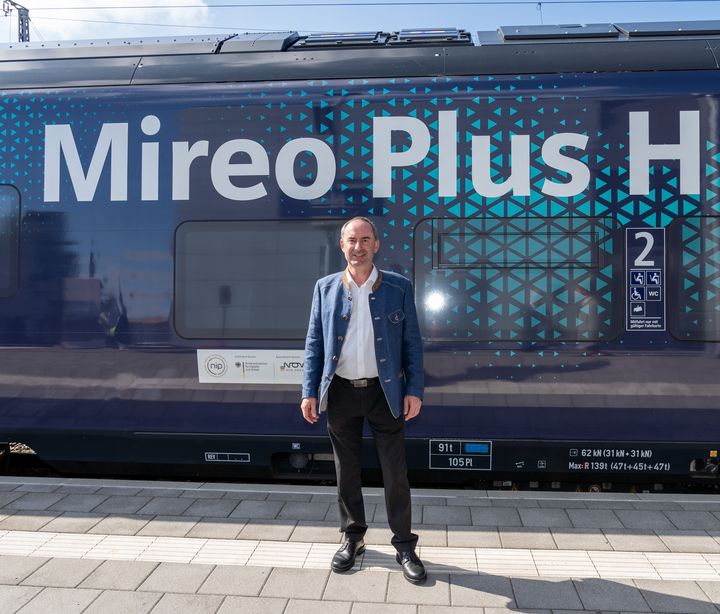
{"left": 335, "top": 266, "right": 379, "bottom": 380}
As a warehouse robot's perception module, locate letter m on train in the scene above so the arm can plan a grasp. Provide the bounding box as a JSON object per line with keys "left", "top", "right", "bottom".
{"left": 44, "top": 123, "right": 128, "bottom": 202}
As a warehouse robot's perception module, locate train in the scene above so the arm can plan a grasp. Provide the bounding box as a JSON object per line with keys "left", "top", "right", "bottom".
{"left": 1, "top": 21, "right": 720, "bottom": 488}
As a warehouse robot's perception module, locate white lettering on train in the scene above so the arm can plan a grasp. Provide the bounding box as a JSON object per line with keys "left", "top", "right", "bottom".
{"left": 42, "top": 109, "right": 701, "bottom": 203}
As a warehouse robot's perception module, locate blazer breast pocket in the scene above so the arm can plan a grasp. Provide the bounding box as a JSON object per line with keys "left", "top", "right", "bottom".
{"left": 388, "top": 309, "right": 405, "bottom": 324}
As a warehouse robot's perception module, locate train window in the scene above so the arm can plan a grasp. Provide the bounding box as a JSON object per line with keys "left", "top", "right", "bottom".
{"left": 0, "top": 186, "right": 20, "bottom": 298}
{"left": 174, "top": 220, "right": 344, "bottom": 339}
{"left": 415, "top": 217, "right": 621, "bottom": 342}
{"left": 668, "top": 217, "right": 720, "bottom": 341}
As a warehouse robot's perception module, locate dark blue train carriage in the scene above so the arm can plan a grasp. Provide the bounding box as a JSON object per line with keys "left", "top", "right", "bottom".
{"left": 1, "top": 21, "right": 720, "bottom": 486}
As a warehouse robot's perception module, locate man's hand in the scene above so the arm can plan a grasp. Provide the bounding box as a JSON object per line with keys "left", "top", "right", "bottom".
{"left": 403, "top": 395, "right": 422, "bottom": 421}
{"left": 301, "top": 397, "right": 319, "bottom": 424}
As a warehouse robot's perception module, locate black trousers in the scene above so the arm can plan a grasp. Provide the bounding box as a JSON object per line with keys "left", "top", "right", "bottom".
{"left": 326, "top": 375, "right": 418, "bottom": 553}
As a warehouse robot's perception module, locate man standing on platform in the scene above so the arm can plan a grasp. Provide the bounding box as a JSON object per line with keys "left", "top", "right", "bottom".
{"left": 301, "top": 216, "right": 426, "bottom": 584}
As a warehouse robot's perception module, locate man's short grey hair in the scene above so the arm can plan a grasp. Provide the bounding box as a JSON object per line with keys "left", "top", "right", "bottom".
{"left": 340, "top": 216, "right": 378, "bottom": 240}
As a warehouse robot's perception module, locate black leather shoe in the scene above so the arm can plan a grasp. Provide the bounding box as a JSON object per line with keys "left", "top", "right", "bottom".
{"left": 331, "top": 539, "right": 365, "bottom": 572}
{"left": 396, "top": 550, "right": 427, "bottom": 584}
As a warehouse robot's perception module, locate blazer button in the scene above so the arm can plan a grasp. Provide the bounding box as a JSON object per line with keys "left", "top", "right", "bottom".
{"left": 337, "top": 336, "right": 344, "bottom": 341}
{"left": 332, "top": 355, "right": 338, "bottom": 361}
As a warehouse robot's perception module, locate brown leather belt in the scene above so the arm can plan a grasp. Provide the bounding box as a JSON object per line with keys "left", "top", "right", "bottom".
{"left": 335, "top": 375, "right": 380, "bottom": 388}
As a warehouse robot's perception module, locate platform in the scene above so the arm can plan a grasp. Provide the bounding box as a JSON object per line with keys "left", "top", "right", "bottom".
{"left": 2, "top": 477, "right": 720, "bottom": 612}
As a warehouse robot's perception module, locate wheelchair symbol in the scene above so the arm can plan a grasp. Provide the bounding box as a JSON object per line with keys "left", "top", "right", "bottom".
{"left": 630, "top": 287, "right": 643, "bottom": 301}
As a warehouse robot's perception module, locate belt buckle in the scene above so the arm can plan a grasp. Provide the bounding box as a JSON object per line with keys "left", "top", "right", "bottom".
{"left": 353, "top": 378, "right": 368, "bottom": 388}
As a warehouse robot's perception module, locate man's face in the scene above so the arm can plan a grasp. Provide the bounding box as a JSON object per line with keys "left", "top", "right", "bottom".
{"left": 340, "top": 220, "right": 379, "bottom": 269}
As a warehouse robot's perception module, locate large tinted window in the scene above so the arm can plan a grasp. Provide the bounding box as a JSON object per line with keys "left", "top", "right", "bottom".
{"left": 0, "top": 186, "right": 20, "bottom": 297}
{"left": 174, "top": 220, "right": 344, "bottom": 339}
{"left": 415, "top": 217, "right": 621, "bottom": 342}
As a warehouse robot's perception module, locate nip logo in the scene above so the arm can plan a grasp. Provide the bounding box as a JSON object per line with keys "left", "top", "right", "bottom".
{"left": 205, "top": 355, "right": 228, "bottom": 377}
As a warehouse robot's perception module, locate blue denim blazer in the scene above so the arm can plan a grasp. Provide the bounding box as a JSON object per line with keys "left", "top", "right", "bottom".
{"left": 302, "top": 269, "right": 424, "bottom": 418}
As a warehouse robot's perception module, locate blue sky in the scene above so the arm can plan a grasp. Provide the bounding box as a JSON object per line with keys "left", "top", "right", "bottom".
{"left": 1, "top": 0, "right": 717, "bottom": 44}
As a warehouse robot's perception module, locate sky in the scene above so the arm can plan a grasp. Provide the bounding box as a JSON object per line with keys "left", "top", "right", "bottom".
{"left": 0, "top": 0, "right": 717, "bottom": 44}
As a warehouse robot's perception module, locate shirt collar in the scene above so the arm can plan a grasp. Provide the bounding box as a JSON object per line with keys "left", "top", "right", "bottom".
{"left": 346, "top": 265, "right": 378, "bottom": 290}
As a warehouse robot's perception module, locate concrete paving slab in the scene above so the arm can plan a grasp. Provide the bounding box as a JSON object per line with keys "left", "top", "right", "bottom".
{"left": 583, "top": 499, "right": 636, "bottom": 510}
{"left": 185, "top": 518, "right": 244, "bottom": 540}
{"left": 635, "top": 579, "right": 718, "bottom": 613}
{"left": 0, "top": 492, "right": 24, "bottom": 507}
{"left": 284, "top": 598, "right": 352, "bottom": 614}
{"left": 449, "top": 573, "right": 515, "bottom": 608}
{"left": 78, "top": 560, "right": 159, "bottom": 590}
{"left": 290, "top": 521, "right": 342, "bottom": 543}
{"left": 423, "top": 505, "right": 471, "bottom": 526}
{"left": 137, "top": 488, "right": 187, "bottom": 498}
{"left": 602, "top": 529, "right": 669, "bottom": 552}
{"left": 20, "top": 558, "right": 101, "bottom": 588}
{"left": 550, "top": 528, "right": 612, "bottom": 550}
{"left": 697, "top": 580, "right": 720, "bottom": 605}
{"left": 38, "top": 512, "right": 104, "bottom": 534}
{"left": 658, "top": 530, "right": 720, "bottom": 553}
{"left": 136, "top": 516, "right": 200, "bottom": 538}
{"left": 87, "top": 515, "right": 152, "bottom": 536}
{"left": 48, "top": 495, "right": 108, "bottom": 513}
{"left": 92, "top": 496, "right": 153, "bottom": 515}
{"left": 499, "top": 528, "right": 556, "bottom": 550}
{"left": 363, "top": 525, "right": 394, "bottom": 546}
{"left": 419, "top": 606, "right": 485, "bottom": 614}
{"left": 136, "top": 497, "right": 194, "bottom": 516}
{"left": 146, "top": 592, "right": 224, "bottom": 614}
{"left": 633, "top": 501, "right": 684, "bottom": 511}
{"left": 14, "top": 587, "right": 101, "bottom": 614}
{"left": 491, "top": 498, "right": 540, "bottom": 508}
{"left": 353, "top": 604, "right": 416, "bottom": 614}
{"left": 537, "top": 499, "right": 587, "bottom": 509}
{"left": 447, "top": 526, "right": 501, "bottom": 548}
{"left": 470, "top": 507, "right": 522, "bottom": 527}
{"left": 573, "top": 578, "right": 651, "bottom": 611}
{"left": 6, "top": 493, "right": 65, "bottom": 511}
{"left": 230, "top": 500, "right": 284, "bottom": 519}
{"left": 216, "top": 595, "right": 287, "bottom": 614}
{"left": 0, "top": 556, "right": 48, "bottom": 585}
{"left": 518, "top": 508, "right": 572, "bottom": 528}
{"left": 323, "top": 570, "right": 389, "bottom": 602}
{"left": 82, "top": 589, "right": 162, "bottom": 614}
{"left": 511, "top": 577, "right": 583, "bottom": 610}
{"left": 0, "top": 513, "right": 55, "bottom": 531}
{"left": 445, "top": 497, "right": 491, "bottom": 508}
{"left": 15, "top": 484, "right": 59, "bottom": 493}
{"left": 238, "top": 519, "right": 296, "bottom": 541}
{"left": 278, "top": 501, "right": 331, "bottom": 521}
{"left": 373, "top": 505, "right": 422, "bottom": 526}
{"left": 0, "top": 585, "right": 42, "bottom": 614}
{"left": 198, "top": 564, "right": 272, "bottom": 596}
{"left": 666, "top": 511, "right": 719, "bottom": 531}
{"left": 614, "top": 510, "right": 676, "bottom": 530}
{"left": 386, "top": 571, "right": 450, "bottom": 605}
{"left": 182, "top": 498, "right": 238, "bottom": 518}
{"left": 414, "top": 524, "right": 447, "bottom": 547}
{"left": 267, "top": 493, "right": 313, "bottom": 502}
{"left": 260, "top": 567, "right": 330, "bottom": 600}
{"left": 567, "top": 509, "right": 623, "bottom": 529}
{"left": 137, "top": 561, "right": 214, "bottom": 593}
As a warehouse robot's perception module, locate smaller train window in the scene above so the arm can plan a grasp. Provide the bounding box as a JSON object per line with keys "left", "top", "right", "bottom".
{"left": 174, "top": 220, "right": 344, "bottom": 339}
{"left": 668, "top": 217, "right": 720, "bottom": 341}
{"left": 415, "top": 217, "right": 622, "bottom": 342}
{"left": 0, "top": 186, "right": 20, "bottom": 298}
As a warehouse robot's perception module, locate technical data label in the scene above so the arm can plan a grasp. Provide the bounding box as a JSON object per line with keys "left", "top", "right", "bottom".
{"left": 626, "top": 227, "right": 665, "bottom": 331}
{"left": 567, "top": 446, "right": 671, "bottom": 473}
{"left": 429, "top": 440, "right": 492, "bottom": 470}
{"left": 204, "top": 452, "right": 251, "bottom": 463}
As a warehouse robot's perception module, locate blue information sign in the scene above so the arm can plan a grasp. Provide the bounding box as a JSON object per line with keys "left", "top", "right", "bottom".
{"left": 625, "top": 228, "right": 665, "bottom": 331}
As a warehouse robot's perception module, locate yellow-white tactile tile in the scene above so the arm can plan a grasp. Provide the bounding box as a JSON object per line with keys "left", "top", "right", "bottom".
{"left": 589, "top": 551, "right": 660, "bottom": 580}
{"left": 646, "top": 552, "right": 720, "bottom": 581}
{"left": 418, "top": 546, "right": 478, "bottom": 573}
{"left": 192, "top": 539, "right": 258, "bottom": 566}
{"left": 303, "top": 542, "right": 341, "bottom": 569}
{"left": 359, "top": 545, "right": 397, "bottom": 571}
{"left": 136, "top": 536, "right": 206, "bottom": 563}
{"left": 0, "top": 530, "right": 54, "bottom": 556}
{"left": 703, "top": 553, "right": 720, "bottom": 577}
{"left": 475, "top": 548, "right": 538, "bottom": 577}
{"left": 33, "top": 532, "right": 105, "bottom": 558}
{"left": 248, "top": 540, "right": 312, "bottom": 568}
{"left": 532, "top": 549, "right": 598, "bottom": 578}
{"left": 84, "top": 535, "right": 156, "bottom": 560}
